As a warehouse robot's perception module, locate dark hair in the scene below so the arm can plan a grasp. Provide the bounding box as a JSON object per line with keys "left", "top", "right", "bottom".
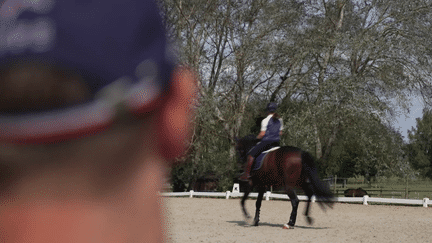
{"left": 272, "top": 112, "right": 280, "bottom": 121}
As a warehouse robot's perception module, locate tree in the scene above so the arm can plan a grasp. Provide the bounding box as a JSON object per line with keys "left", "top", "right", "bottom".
{"left": 272, "top": 0, "right": 432, "bottom": 172}
{"left": 406, "top": 108, "right": 432, "bottom": 179}
{"left": 329, "top": 114, "right": 408, "bottom": 179}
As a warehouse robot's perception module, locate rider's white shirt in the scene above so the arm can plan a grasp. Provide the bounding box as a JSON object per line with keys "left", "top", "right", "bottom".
{"left": 260, "top": 114, "right": 284, "bottom": 132}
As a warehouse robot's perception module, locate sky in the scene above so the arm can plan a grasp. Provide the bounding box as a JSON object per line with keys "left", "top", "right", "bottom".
{"left": 392, "top": 96, "right": 425, "bottom": 142}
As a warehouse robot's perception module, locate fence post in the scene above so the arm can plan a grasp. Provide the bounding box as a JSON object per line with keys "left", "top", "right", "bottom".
{"left": 226, "top": 191, "right": 231, "bottom": 199}
{"left": 265, "top": 191, "right": 271, "bottom": 201}
{"left": 363, "top": 195, "right": 369, "bottom": 205}
{"left": 423, "top": 198, "right": 429, "bottom": 208}
{"left": 405, "top": 178, "right": 409, "bottom": 199}
{"left": 334, "top": 175, "right": 337, "bottom": 194}
{"left": 189, "top": 190, "right": 194, "bottom": 198}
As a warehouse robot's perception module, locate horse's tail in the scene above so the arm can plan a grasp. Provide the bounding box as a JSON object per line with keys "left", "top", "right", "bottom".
{"left": 301, "top": 151, "right": 335, "bottom": 209}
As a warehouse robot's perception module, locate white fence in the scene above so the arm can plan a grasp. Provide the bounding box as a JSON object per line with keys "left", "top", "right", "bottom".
{"left": 161, "top": 190, "right": 431, "bottom": 208}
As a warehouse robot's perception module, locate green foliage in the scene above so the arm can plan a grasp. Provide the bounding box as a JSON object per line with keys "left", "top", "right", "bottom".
{"left": 328, "top": 115, "right": 409, "bottom": 178}
{"left": 406, "top": 108, "right": 432, "bottom": 179}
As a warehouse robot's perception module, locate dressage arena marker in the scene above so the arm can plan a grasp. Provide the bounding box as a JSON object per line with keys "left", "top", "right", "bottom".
{"left": 232, "top": 183, "right": 240, "bottom": 193}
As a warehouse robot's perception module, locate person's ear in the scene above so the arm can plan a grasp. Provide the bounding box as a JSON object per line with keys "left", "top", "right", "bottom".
{"left": 157, "top": 67, "right": 197, "bottom": 161}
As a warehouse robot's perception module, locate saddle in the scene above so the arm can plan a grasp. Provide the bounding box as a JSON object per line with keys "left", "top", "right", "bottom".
{"left": 252, "top": 146, "right": 280, "bottom": 171}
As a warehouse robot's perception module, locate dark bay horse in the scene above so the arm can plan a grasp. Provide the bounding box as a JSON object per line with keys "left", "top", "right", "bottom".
{"left": 236, "top": 135, "right": 334, "bottom": 229}
{"left": 344, "top": 188, "right": 368, "bottom": 197}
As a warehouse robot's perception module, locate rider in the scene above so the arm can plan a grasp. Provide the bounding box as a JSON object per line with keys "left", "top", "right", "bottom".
{"left": 239, "top": 102, "right": 283, "bottom": 181}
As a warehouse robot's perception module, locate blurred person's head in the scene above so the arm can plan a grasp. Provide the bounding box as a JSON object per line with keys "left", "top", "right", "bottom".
{"left": 0, "top": 1, "right": 196, "bottom": 242}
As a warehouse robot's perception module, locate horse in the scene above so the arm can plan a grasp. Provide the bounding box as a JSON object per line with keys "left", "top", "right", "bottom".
{"left": 344, "top": 188, "right": 368, "bottom": 197}
{"left": 236, "top": 135, "right": 334, "bottom": 229}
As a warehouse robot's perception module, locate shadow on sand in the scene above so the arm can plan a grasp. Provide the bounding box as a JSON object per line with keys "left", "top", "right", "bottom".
{"left": 227, "top": 220, "right": 329, "bottom": 230}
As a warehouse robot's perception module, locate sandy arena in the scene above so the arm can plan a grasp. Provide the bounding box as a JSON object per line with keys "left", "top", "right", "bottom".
{"left": 163, "top": 197, "right": 432, "bottom": 243}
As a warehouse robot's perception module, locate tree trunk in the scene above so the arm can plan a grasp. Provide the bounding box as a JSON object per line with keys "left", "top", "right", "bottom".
{"left": 313, "top": 122, "right": 322, "bottom": 160}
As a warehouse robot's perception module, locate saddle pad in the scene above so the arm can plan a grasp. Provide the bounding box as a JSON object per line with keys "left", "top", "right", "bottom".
{"left": 263, "top": 146, "right": 280, "bottom": 153}
{"left": 252, "top": 147, "right": 280, "bottom": 171}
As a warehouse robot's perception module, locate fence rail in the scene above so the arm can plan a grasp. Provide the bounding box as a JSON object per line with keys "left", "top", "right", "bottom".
{"left": 330, "top": 188, "right": 432, "bottom": 199}
{"left": 161, "top": 190, "right": 431, "bottom": 208}
{"left": 322, "top": 176, "right": 432, "bottom": 199}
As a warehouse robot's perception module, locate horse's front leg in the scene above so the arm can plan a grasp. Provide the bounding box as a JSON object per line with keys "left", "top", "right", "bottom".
{"left": 284, "top": 188, "right": 299, "bottom": 229}
{"left": 253, "top": 187, "right": 266, "bottom": 226}
{"left": 240, "top": 181, "right": 252, "bottom": 223}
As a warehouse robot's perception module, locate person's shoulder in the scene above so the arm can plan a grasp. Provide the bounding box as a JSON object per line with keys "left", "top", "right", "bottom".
{"left": 262, "top": 115, "right": 272, "bottom": 123}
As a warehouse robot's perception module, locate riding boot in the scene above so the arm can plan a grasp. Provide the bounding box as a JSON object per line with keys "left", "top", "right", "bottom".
{"left": 239, "top": 155, "right": 254, "bottom": 181}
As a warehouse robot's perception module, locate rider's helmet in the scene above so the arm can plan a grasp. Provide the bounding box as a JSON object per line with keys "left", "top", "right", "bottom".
{"left": 266, "top": 102, "right": 278, "bottom": 113}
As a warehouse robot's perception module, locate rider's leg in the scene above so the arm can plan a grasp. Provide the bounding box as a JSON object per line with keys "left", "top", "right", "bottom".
{"left": 239, "top": 141, "right": 274, "bottom": 181}
{"left": 239, "top": 155, "right": 254, "bottom": 181}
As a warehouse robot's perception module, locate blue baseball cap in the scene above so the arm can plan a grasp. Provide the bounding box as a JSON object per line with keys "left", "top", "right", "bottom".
{"left": 266, "top": 102, "right": 277, "bottom": 112}
{"left": 0, "top": 0, "right": 175, "bottom": 144}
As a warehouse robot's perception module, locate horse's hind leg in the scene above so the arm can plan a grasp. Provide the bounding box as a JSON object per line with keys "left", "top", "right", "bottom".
{"left": 240, "top": 182, "right": 252, "bottom": 223}
{"left": 284, "top": 189, "right": 299, "bottom": 229}
{"left": 303, "top": 182, "right": 314, "bottom": 225}
{"left": 253, "top": 187, "right": 266, "bottom": 226}
{"left": 304, "top": 197, "right": 313, "bottom": 225}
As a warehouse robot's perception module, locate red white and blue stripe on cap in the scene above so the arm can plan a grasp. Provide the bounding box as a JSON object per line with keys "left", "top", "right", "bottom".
{"left": 0, "top": 0, "right": 174, "bottom": 143}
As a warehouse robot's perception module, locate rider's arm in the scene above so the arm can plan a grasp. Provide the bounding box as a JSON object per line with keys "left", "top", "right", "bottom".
{"left": 257, "top": 131, "right": 265, "bottom": 140}
{"left": 279, "top": 118, "right": 284, "bottom": 136}
{"left": 258, "top": 116, "right": 270, "bottom": 140}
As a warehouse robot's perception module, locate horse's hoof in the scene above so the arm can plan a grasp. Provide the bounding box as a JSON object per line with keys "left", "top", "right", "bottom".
{"left": 283, "top": 224, "right": 294, "bottom": 229}
{"left": 253, "top": 220, "right": 259, "bottom": 226}
{"left": 306, "top": 216, "right": 314, "bottom": 225}
{"left": 244, "top": 216, "right": 253, "bottom": 226}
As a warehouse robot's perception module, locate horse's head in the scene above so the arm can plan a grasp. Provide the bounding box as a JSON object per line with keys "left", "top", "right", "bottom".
{"left": 235, "top": 135, "right": 258, "bottom": 164}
